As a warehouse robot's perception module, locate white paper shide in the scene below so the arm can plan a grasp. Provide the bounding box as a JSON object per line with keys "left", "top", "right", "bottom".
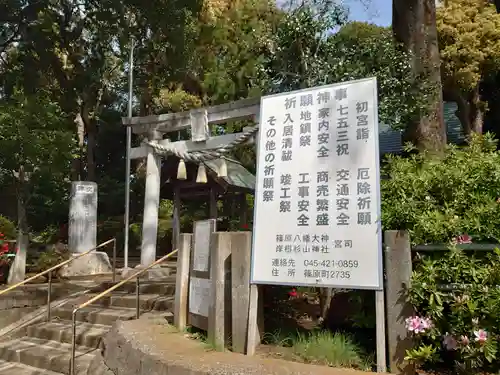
{"left": 251, "top": 78, "right": 382, "bottom": 289}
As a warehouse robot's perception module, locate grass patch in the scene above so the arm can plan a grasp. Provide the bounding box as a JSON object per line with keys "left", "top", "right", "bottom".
{"left": 262, "top": 329, "right": 372, "bottom": 371}
{"left": 291, "top": 331, "right": 371, "bottom": 370}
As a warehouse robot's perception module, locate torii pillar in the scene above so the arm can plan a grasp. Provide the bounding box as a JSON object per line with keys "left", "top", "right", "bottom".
{"left": 141, "top": 130, "right": 163, "bottom": 266}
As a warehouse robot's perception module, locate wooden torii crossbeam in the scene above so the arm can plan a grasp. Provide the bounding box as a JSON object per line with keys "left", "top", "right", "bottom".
{"left": 122, "top": 97, "right": 261, "bottom": 266}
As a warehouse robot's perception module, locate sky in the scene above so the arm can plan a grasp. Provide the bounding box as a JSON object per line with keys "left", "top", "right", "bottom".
{"left": 344, "top": 0, "right": 392, "bottom": 26}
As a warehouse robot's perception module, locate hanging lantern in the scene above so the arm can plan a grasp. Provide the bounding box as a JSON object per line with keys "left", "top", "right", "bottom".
{"left": 217, "top": 158, "right": 228, "bottom": 178}
{"left": 196, "top": 163, "right": 208, "bottom": 184}
{"left": 177, "top": 159, "right": 187, "bottom": 180}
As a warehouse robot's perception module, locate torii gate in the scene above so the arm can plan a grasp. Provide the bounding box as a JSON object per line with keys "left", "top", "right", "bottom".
{"left": 122, "top": 97, "right": 261, "bottom": 266}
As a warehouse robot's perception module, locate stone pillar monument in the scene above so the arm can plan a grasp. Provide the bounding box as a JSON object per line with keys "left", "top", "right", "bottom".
{"left": 69, "top": 181, "right": 97, "bottom": 253}
{"left": 61, "top": 181, "right": 112, "bottom": 277}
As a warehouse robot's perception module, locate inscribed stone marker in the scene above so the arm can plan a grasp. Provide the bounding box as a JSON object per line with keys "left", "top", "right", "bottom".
{"left": 68, "top": 181, "right": 97, "bottom": 253}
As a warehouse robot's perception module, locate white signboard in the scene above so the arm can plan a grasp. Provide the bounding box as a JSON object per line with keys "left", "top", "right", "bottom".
{"left": 189, "top": 277, "right": 211, "bottom": 317}
{"left": 251, "top": 78, "right": 383, "bottom": 290}
{"left": 192, "top": 220, "right": 214, "bottom": 272}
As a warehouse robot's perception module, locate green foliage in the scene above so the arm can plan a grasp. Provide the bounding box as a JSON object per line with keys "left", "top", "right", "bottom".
{"left": 196, "top": 0, "right": 278, "bottom": 103}
{"left": 382, "top": 133, "right": 500, "bottom": 244}
{"left": 327, "top": 22, "right": 432, "bottom": 130}
{"left": 265, "top": 15, "right": 431, "bottom": 130}
{"left": 264, "top": 2, "right": 347, "bottom": 92}
{"left": 437, "top": 0, "right": 500, "bottom": 92}
{"left": 408, "top": 247, "right": 500, "bottom": 372}
{"left": 0, "top": 216, "right": 16, "bottom": 240}
{"left": 33, "top": 246, "right": 70, "bottom": 276}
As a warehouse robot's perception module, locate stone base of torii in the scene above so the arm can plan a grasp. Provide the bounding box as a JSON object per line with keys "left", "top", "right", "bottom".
{"left": 123, "top": 97, "right": 260, "bottom": 266}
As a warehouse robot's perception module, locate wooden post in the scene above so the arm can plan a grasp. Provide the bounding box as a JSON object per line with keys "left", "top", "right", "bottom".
{"left": 384, "top": 230, "right": 415, "bottom": 374}
{"left": 209, "top": 188, "right": 217, "bottom": 219}
{"left": 246, "top": 284, "right": 264, "bottom": 356}
{"left": 230, "top": 232, "right": 252, "bottom": 354}
{"left": 208, "top": 232, "right": 232, "bottom": 351}
{"left": 174, "top": 234, "right": 192, "bottom": 331}
{"left": 172, "top": 186, "right": 181, "bottom": 252}
{"left": 140, "top": 130, "right": 162, "bottom": 266}
{"left": 239, "top": 194, "right": 248, "bottom": 227}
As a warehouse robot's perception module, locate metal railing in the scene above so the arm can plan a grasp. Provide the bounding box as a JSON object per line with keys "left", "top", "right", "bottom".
{"left": 0, "top": 238, "right": 117, "bottom": 322}
{"left": 69, "top": 249, "right": 178, "bottom": 375}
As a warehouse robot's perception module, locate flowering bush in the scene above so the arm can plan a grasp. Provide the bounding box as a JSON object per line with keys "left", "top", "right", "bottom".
{"left": 0, "top": 233, "right": 16, "bottom": 282}
{"left": 407, "top": 245, "right": 500, "bottom": 372}
{"left": 0, "top": 233, "right": 14, "bottom": 264}
{"left": 382, "top": 133, "right": 500, "bottom": 245}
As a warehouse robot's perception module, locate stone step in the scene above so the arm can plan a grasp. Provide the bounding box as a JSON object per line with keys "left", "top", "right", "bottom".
{"left": 0, "top": 360, "right": 63, "bottom": 375}
{"left": 52, "top": 305, "right": 139, "bottom": 326}
{"left": 27, "top": 320, "right": 109, "bottom": 348}
{"left": 88, "top": 293, "right": 175, "bottom": 311}
{"left": 92, "top": 279, "right": 176, "bottom": 295}
{"left": 0, "top": 337, "right": 97, "bottom": 375}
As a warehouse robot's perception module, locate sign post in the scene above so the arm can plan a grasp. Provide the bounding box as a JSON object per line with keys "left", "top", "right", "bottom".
{"left": 250, "top": 77, "right": 386, "bottom": 370}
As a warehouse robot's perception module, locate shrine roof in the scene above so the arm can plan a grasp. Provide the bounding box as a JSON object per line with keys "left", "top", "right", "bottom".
{"left": 160, "top": 156, "right": 255, "bottom": 200}
{"left": 204, "top": 158, "right": 255, "bottom": 191}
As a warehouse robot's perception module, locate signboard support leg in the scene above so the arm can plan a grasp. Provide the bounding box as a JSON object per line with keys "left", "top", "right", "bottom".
{"left": 375, "top": 289, "right": 387, "bottom": 373}
{"left": 246, "top": 284, "right": 259, "bottom": 356}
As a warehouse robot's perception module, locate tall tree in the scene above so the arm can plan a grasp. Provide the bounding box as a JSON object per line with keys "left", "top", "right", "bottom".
{"left": 1, "top": 0, "right": 127, "bottom": 181}
{"left": 0, "top": 89, "right": 74, "bottom": 281}
{"left": 438, "top": 0, "right": 500, "bottom": 136}
{"left": 393, "top": 0, "right": 446, "bottom": 151}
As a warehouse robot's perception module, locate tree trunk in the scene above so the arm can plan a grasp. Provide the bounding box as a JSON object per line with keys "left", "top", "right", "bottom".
{"left": 80, "top": 104, "right": 97, "bottom": 182}
{"left": 8, "top": 166, "right": 28, "bottom": 285}
{"left": 73, "top": 111, "right": 85, "bottom": 180}
{"left": 86, "top": 130, "right": 96, "bottom": 181}
{"left": 454, "top": 93, "right": 472, "bottom": 137}
{"left": 469, "top": 85, "right": 483, "bottom": 134}
{"left": 447, "top": 85, "right": 483, "bottom": 137}
{"left": 319, "top": 288, "right": 334, "bottom": 322}
{"left": 393, "top": 0, "right": 446, "bottom": 152}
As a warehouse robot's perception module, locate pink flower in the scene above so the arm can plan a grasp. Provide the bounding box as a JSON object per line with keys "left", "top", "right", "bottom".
{"left": 420, "top": 317, "right": 432, "bottom": 330}
{"left": 460, "top": 335, "right": 470, "bottom": 346}
{"left": 443, "top": 333, "right": 457, "bottom": 350}
{"left": 474, "top": 329, "right": 488, "bottom": 344}
{"left": 405, "top": 316, "right": 432, "bottom": 334}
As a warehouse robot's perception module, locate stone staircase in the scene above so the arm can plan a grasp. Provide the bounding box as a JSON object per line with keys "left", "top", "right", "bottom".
{"left": 0, "top": 277, "right": 176, "bottom": 375}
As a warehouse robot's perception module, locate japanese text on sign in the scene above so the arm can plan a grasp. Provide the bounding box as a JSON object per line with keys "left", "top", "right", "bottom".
{"left": 251, "top": 78, "right": 382, "bottom": 290}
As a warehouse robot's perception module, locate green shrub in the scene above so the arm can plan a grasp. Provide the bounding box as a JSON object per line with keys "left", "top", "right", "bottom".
{"left": 0, "top": 216, "right": 16, "bottom": 239}
{"left": 33, "top": 246, "right": 70, "bottom": 277}
{"left": 382, "top": 133, "right": 500, "bottom": 244}
{"left": 407, "top": 247, "right": 500, "bottom": 372}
